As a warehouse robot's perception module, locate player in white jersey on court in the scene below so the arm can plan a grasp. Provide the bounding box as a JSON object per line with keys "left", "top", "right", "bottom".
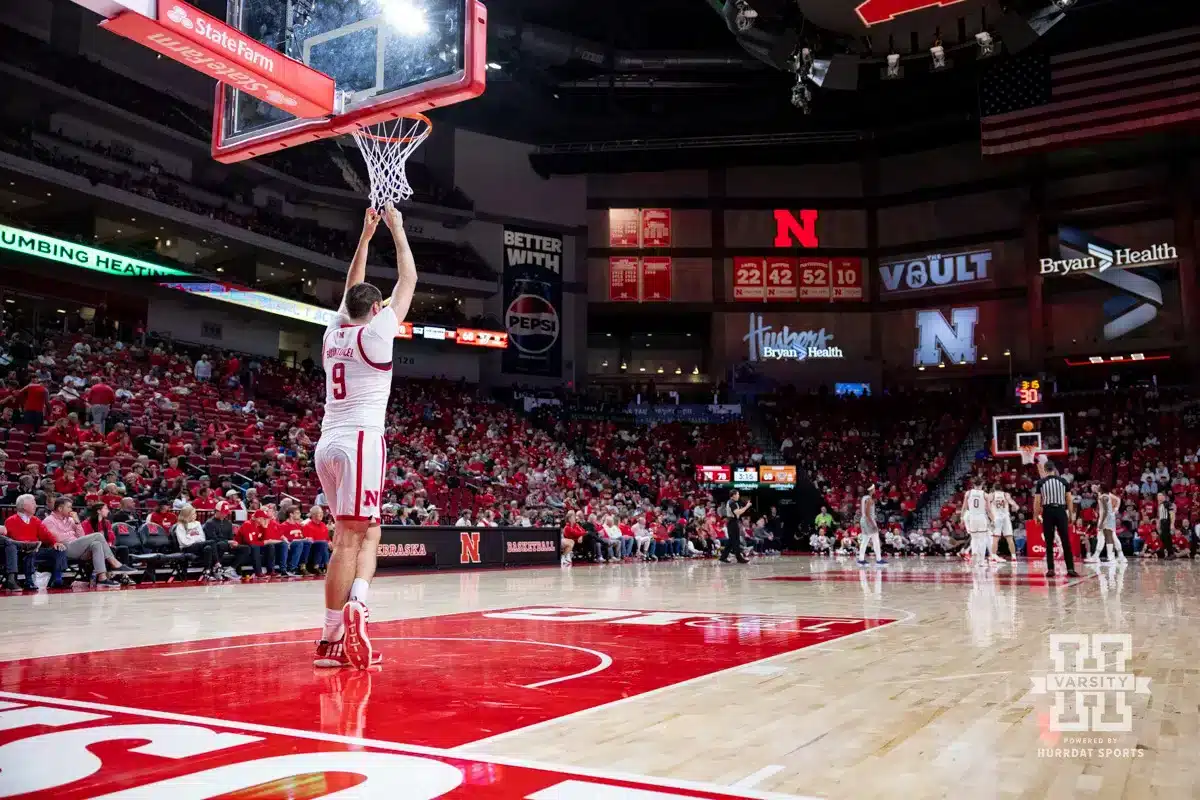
{"left": 856, "top": 484, "right": 886, "bottom": 566}
{"left": 1091, "top": 482, "right": 1126, "bottom": 564}
{"left": 988, "top": 482, "right": 1019, "bottom": 563}
{"left": 962, "top": 476, "right": 993, "bottom": 567}
{"left": 314, "top": 204, "right": 417, "bottom": 670}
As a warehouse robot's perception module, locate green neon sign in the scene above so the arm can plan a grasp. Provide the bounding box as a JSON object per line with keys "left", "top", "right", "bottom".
{"left": 0, "top": 224, "right": 193, "bottom": 278}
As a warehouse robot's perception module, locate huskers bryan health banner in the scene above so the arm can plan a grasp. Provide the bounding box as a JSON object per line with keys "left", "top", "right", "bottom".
{"left": 502, "top": 225, "right": 563, "bottom": 377}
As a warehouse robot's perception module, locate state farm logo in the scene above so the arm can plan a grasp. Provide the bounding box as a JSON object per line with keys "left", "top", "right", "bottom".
{"left": 166, "top": 5, "right": 194, "bottom": 28}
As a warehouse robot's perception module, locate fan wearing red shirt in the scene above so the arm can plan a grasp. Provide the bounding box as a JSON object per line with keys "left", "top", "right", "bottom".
{"left": 190, "top": 488, "right": 215, "bottom": 511}
{"left": 17, "top": 377, "right": 49, "bottom": 430}
{"left": 147, "top": 501, "right": 178, "bottom": 531}
{"left": 164, "top": 458, "right": 184, "bottom": 482}
{"left": 234, "top": 510, "right": 276, "bottom": 577}
{"left": 272, "top": 506, "right": 310, "bottom": 575}
{"left": 3, "top": 498, "right": 68, "bottom": 589}
{"left": 302, "top": 505, "right": 332, "bottom": 573}
{"left": 84, "top": 378, "right": 116, "bottom": 433}
{"left": 55, "top": 467, "right": 84, "bottom": 498}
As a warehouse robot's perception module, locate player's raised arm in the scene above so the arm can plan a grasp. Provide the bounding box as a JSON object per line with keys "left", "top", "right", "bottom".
{"left": 342, "top": 208, "right": 381, "bottom": 310}
{"left": 381, "top": 204, "right": 418, "bottom": 324}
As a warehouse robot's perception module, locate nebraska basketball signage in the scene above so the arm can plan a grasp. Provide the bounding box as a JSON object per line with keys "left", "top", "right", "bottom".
{"left": 744, "top": 314, "right": 844, "bottom": 362}
{"left": 914, "top": 307, "right": 979, "bottom": 367}
{"left": 880, "top": 249, "right": 993, "bottom": 295}
{"left": 502, "top": 226, "right": 563, "bottom": 378}
{"left": 773, "top": 209, "right": 821, "bottom": 248}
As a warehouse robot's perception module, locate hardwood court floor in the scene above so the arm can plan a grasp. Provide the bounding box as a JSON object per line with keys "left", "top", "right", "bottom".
{"left": 0, "top": 555, "right": 1196, "bottom": 799}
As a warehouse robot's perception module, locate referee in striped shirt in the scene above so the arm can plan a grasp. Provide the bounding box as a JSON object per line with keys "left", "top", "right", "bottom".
{"left": 1034, "top": 461, "right": 1078, "bottom": 577}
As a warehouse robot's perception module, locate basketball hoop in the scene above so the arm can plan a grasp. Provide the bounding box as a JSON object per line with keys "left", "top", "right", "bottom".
{"left": 350, "top": 113, "right": 433, "bottom": 208}
{"left": 1019, "top": 444, "right": 1039, "bottom": 465}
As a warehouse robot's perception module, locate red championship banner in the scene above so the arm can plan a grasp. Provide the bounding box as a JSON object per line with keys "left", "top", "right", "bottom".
{"left": 640, "top": 257, "right": 673, "bottom": 301}
{"left": 765, "top": 257, "right": 798, "bottom": 301}
{"left": 797, "top": 258, "right": 833, "bottom": 300}
{"left": 608, "top": 209, "right": 641, "bottom": 247}
{"left": 733, "top": 257, "right": 766, "bottom": 301}
{"left": 641, "top": 208, "right": 672, "bottom": 247}
{"left": 608, "top": 256, "right": 639, "bottom": 301}
{"left": 831, "top": 257, "right": 864, "bottom": 300}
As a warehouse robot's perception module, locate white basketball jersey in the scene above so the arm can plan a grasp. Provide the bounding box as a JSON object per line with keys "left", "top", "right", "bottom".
{"left": 859, "top": 494, "right": 877, "bottom": 532}
{"left": 989, "top": 491, "right": 1011, "bottom": 519}
{"left": 1098, "top": 492, "right": 1119, "bottom": 529}
{"left": 321, "top": 309, "right": 399, "bottom": 435}
{"left": 964, "top": 489, "right": 988, "bottom": 518}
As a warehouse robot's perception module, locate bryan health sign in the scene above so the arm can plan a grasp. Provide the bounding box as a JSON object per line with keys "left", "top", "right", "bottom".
{"left": 502, "top": 226, "right": 563, "bottom": 378}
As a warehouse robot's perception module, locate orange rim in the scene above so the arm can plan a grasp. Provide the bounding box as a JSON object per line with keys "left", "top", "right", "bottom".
{"left": 354, "top": 112, "right": 433, "bottom": 144}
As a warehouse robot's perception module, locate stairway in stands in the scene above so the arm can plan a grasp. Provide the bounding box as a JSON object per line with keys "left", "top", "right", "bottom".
{"left": 743, "top": 403, "right": 786, "bottom": 465}
{"left": 909, "top": 422, "right": 990, "bottom": 530}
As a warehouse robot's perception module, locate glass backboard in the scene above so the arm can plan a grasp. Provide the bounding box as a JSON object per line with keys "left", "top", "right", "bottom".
{"left": 213, "top": 0, "right": 485, "bottom": 162}
{"left": 992, "top": 413, "right": 1067, "bottom": 458}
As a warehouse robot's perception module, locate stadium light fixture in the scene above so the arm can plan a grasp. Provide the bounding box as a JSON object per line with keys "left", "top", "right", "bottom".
{"left": 885, "top": 53, "right": 901, "bottom": 79}
{"left": 734, "top": 0, "right": 758, "bottom": 32}
{"left": 975, "top": 31, "right": 995, "bottom": 57}
{"left": 930, "top": 44, "right": 946, "bottom": 70}
{"left": 981, "top": 354, "right": 989, "bottom": 361}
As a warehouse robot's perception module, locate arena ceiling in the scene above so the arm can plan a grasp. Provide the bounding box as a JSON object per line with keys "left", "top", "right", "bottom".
{"left": 419, "top": 0, "right": 1185, "bottom": 148}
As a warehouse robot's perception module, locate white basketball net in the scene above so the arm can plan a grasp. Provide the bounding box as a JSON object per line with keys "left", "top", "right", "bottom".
{"left": 351, "top": 114, "right": 432, "bottom": 208}
{"left": 1019, "top": 445, "right": 1038, "bottom": 465}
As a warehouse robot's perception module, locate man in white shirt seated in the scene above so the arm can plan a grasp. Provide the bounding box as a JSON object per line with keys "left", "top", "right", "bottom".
{"left": 455, "top": 509, "right": 474, "bottom": 527}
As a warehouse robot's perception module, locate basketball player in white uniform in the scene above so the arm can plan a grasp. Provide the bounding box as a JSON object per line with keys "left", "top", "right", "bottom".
{"left": 1092, "top": 482, "right": 1126, "bottom": 564}
{"left": 962, "top": 477, "right": 993, "bottom": 567}
{"left": 988, "top": 482, "right": 1018, "bottom": 563}
{"left": 856, "top": 484, "right": 886, "bottom": 566}
{"left": 314, "top": 204, "right": 417, "bottom": 670}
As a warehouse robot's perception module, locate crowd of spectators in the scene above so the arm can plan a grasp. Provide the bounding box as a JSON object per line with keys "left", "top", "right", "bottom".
{"left": 1, "top": 129, "right": 494, "bottom": 283}
{"left": 0, "top": 314, "right": 792, "bottom": 588}
{"left": 763, "top": 388, "right": 981, "bottom": 540}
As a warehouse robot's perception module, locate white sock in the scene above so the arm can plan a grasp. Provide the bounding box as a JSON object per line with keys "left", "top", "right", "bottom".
{"left": 321, "top": 608, "right": 343, "bottom": 642}
{"left": 350, "top": 578, "right": 369, "bottom": 605}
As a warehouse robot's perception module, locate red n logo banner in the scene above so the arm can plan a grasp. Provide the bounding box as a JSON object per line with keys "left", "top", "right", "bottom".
{"left": 363, "top": 490, "right": 379, "bottom": 507}
{"left": 773, "top": 209, "right": 820, "bottom": 249}
{"left": 460, "top": 532, "right": 481, "bottom": 564}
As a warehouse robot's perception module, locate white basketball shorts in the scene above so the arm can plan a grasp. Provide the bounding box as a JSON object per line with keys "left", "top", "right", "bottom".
{"left": 991, "top": 515, "right": 1013, "bottom": 537}
{"left": 315, "top": 429, "right": 386, "bottom": 523}
{"left": 964, "top": 513, "right": 991, "bottom": 534}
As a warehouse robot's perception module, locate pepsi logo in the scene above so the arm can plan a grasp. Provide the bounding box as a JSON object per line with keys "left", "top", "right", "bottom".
{"left": 506, "top": 294, "right": 560, "bottom": 355}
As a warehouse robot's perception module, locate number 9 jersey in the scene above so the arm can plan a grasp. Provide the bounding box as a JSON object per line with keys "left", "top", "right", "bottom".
{"left": 316, "top": 309, "right": 399, "bottom": 523}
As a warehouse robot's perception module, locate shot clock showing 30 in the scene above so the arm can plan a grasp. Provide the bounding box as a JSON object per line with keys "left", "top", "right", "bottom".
{"left": 1016, "top": 379, "right": 1043, "bottom": 407}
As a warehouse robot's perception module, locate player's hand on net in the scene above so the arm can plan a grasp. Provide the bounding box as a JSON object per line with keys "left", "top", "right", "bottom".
{"left": 362, "top": 208, "right": 381, "bottom": 238}
{"left": 382, "top": 203, "right": 403, "bottom": 234}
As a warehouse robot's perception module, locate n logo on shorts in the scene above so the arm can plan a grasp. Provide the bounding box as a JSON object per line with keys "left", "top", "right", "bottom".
{"left": 363, "top": 490, "right": 379, "bottom": 508}
{"left": 460, "top": 532, "right": 481, "bottom": 564}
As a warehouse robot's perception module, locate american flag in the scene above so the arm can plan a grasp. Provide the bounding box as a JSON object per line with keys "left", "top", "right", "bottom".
{"left": 980, "top": 27, "right": 1200, "bottom": 155}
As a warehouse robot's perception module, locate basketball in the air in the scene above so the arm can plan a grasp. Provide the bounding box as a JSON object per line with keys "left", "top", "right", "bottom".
{"left": 1022, "top": 421, "right": 1034, "bottom": 432}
